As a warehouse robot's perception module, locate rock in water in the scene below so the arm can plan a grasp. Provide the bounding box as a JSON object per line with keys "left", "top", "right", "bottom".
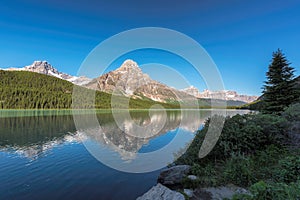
{"left": 158, "top": 165, "right": 191, "bottom": 187}
{"left": 137, "top": 183, "right": 185, "bottom": 200}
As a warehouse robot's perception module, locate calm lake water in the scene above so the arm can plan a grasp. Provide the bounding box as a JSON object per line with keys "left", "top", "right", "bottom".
{"left": 0, "top": 109, "right": 249, "bottom": 200}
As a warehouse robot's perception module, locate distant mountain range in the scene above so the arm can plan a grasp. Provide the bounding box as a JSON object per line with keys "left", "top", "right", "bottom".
{"left": 3, "top": 61, "right": 91, "bottom": 86}
{"left": 1, "top": 60, "right": 258, "bottom": 104}
{"left": 181, "top": 86, "right": 258, "bottom": 103}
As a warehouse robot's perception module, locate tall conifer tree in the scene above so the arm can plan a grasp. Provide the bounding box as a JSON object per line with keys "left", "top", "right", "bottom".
{"left": 262, "top": 49, "right": 299, "bottom": 114}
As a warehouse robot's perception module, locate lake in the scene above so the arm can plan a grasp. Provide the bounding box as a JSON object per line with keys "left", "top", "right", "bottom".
{"left": 0, "top": 109, "right": 250, "bottom": 200}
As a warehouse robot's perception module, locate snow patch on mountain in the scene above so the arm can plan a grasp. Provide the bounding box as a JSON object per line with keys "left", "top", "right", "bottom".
{"left": 3, "top": 61, "right": 91, "bottom": 86}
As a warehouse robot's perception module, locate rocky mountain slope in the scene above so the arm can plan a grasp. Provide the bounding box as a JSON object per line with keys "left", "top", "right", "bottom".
{"left": 182, "top": 86, "right": 258, "bottom": 103}
{"left": 4, "top": 61, "right": 91, "bottom": 86}
{"left": 85, "top": 59, "right": 255, "bottom": 105}
{"left": 85, "top": 59, "right": 195, "bottom": 103}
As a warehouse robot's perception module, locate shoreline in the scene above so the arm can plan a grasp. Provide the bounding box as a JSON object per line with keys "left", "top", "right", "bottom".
{"left": 138, "top": 105, "right": 300, "bottom": 199}
{"left": 0, "top": 108, "right": 245, "bottom": 118}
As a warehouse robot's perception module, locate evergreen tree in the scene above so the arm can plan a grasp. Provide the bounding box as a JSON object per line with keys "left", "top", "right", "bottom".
{"left": 262, "top": 49, "right": 299, "bottom": 114}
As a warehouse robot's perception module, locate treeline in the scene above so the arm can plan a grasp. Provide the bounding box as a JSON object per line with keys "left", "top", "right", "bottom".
{"left": 0, "top": 70, "right": 178, "bottom": 109}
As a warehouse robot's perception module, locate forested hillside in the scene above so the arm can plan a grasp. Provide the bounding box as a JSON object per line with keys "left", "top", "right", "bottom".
{"left": 0, "top": 70, "right": 179, "bottom": 109}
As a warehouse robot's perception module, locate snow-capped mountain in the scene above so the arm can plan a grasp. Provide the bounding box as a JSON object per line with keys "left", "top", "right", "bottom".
{"left": 182, "top": 86, "right": 258, "bottom": 103}
{"left": 85, "top": 59, "right": 194, "bottom": 102}
{"left": 181, "top": 86, "right": 202, "bottom": 98}
{"left": 5, "top": 61, "right": 91, "bottom": 86}
{"left": 85, "top": 59, "right": 257, "bottom": 104}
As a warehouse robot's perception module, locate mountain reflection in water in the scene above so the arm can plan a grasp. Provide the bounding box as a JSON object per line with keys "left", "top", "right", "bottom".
{"left": 0, "top": 109, "right": 250, "bottom": 161}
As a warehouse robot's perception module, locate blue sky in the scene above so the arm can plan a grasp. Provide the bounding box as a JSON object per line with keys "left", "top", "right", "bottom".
{"left": 1, "top": 0, "right": 300, "bottom": 95}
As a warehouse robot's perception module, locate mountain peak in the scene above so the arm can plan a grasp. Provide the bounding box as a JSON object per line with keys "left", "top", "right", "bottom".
{"left": 2, "top": 60, "right": 91, "bottom": 86}
{"left": 86, "top": 59, "right": 191, "bottom": 102}
{"left": 27, "top": 60, "right": 53, "bottom": 69}
{"left": 117, "top": 59, "right": 140, "bottom": 72}
{"left": 181, "top": 86, "right": 201, "bottom": 98}
{"left": 33, "top": 60, "right": 48, "bottom": 64}
{"left": 123, "top": 59, "right": 137, "bottom": 65}
{"left": 25, "top": 60, "right": 59, "bottom": 75}
{"left": 186, "top": 85, "right": 197, "bottom": 90}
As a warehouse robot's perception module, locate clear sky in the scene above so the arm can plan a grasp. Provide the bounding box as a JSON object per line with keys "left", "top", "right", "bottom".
{"left": 1, "top": 0, "right": 300, "bottom": 95}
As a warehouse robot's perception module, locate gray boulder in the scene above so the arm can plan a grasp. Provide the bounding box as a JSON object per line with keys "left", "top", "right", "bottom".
{"left": 158, "top": 165, "right": 191, "bottom": 187}
{"left": 183, "top": 189, "right": 194, "bottom": 197}
{"left": 187, "top": 175, "right": 198, "bottom": 181}
{"left": 137, "top": 183, "right": 185, "bottom": 200}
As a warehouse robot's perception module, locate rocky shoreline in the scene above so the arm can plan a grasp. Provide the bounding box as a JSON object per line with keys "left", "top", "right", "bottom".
{"left": 137, "top": 165, "right": 250, "bottom": 200}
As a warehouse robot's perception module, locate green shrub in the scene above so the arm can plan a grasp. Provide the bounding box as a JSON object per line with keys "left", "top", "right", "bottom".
{"left": 273, "top": 155, "right": 300, "bottom": 183}
{"left": 251, "top": 145, "right": 286, "bottom": 180}
{"left": 282, "top": 103, "right": 300, "bottom": 142}
{"left": 189, "top": 163, "right": 218, "bottom": 186}
{"left": 175, "top": 125, "right": 207, "bottom": 165}
{"left": 253, "top": 145, "right": 284, "bottom": 166}
{"left": 175, "top": 112, "right": 297, "bottom": 190}
{"left": 207, "top": 113, "right": 287, "bottom": 160}
{"left": 222, "top": 154, "right": 255, "bottom": 187}
{"left": 233, "top": 181, "right": 300, "bottom": 200}
{"left": 282, "top": 103, "right": 300, "bottom": 122}
{"left": 176, "top": 113, "right": 289, "bottom": 165}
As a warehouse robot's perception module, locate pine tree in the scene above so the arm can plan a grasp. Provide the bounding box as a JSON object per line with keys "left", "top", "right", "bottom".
{"left": 262, "top": 49, "right": 299, "bottom": 114}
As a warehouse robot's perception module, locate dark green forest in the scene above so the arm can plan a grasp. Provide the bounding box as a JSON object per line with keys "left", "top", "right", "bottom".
{"left": 0, "top": 70, "right": 179, "bottom": 109}
{"left": 0, "top": 70, "right": 74, "bottom": 109}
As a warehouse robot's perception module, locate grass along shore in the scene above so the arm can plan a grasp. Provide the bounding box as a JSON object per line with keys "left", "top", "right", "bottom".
{"left": 172, "top": 103, "right": 300, "bottom": 199}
